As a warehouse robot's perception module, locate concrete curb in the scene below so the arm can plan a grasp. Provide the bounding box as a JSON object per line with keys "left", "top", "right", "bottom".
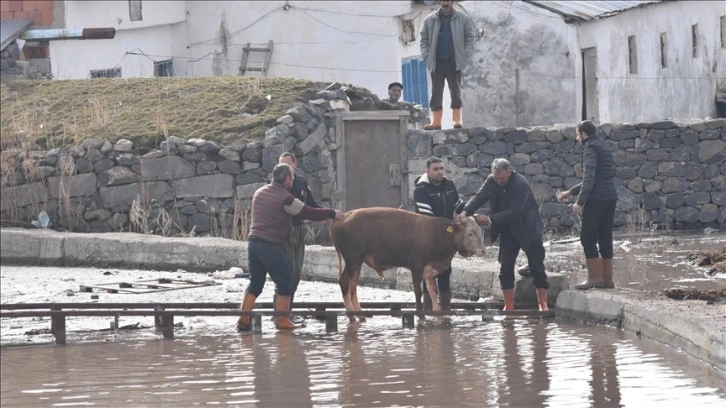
{"left": 2, "top": 227, "right": 723, "bottom": 371}
{"left": 0, "top": 227, "right": 566, "bottom": 303}
{"left": 556, "top": 289, "right": 726, "bottom": 372}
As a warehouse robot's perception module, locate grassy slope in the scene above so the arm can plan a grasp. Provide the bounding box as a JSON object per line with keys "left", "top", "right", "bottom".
{"left": 0, "top": 76, "right": 329, "bottom": 151}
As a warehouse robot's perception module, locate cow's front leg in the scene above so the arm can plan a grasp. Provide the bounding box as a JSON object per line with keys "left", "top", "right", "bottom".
{"left": 423, "top": 266, "right": 441, "bottom": 311}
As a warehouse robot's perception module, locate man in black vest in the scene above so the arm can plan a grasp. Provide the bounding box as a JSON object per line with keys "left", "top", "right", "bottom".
{"left": 278, "top": 152, "right": 320, "bottom": 323}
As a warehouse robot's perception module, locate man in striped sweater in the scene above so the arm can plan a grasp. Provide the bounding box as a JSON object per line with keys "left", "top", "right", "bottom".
{"left": 236, "top": 163, "right": 345, "bottom": 331}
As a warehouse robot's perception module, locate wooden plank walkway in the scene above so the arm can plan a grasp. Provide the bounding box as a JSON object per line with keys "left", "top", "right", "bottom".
{"left": 1, "top": 302, "right": 554, "bottom": 345}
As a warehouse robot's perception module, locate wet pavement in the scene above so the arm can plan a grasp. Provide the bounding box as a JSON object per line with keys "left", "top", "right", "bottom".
{"left": 1, "top": 231, "right": 725, "bottom": 407}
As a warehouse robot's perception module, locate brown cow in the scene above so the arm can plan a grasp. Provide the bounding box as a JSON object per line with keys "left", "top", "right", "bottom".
{"left": 329, "top": 207, "right": 486, "bottom": 322}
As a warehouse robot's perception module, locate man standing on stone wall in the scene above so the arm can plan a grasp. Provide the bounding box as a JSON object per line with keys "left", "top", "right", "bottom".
{"left": 420, "top": 0, "right": 475, "bottom": 130}
{"left": 278, "top": 152, "right": 320, "bottom": 323}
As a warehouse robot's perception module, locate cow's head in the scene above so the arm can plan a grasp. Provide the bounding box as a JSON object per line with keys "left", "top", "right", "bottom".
{"left": 451, "top": 217, "right": 486, "bottom": 257}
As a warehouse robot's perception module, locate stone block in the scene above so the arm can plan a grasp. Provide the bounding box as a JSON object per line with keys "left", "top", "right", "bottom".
{"left": 174, "top": 174, "right": 235, "bottom": 198}
{"left": 140, "top": 156, "right": 195, "bottom": 181}
{"left": 48, "top": 173, "right": 97, "bottom": 198}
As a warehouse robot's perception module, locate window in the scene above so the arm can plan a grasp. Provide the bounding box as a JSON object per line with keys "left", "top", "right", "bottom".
{"left": 628, "top": 35, "right": 638, "bottom": 74}
{"left": 402, "top": 56, "right": 429, "bottom": 108}
{"left": 90, "top": 68, "right": 122, "bottom": 78}
{"left": 660, "top": 32, "right": 668, "bottom": 69}
{"left": 691, "top": 24, "right": 698, "bottom": 58}
{"left": 129, "top": 0, "right": 142, "bottom": 21}
{"left": 721, "top": 16, "right": 725, "bottom": 48}
{"left": 154, "top": 60, "right": 174, "bottom": 77}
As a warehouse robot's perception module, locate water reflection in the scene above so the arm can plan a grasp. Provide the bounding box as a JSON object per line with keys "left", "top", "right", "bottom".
{"left": 2, "top": 318, "right": 724, "bottom": 407}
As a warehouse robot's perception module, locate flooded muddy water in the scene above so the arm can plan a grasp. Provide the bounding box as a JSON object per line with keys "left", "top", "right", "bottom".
{"left": 542, "top": 231, "right": 726, "bottom": 294}
{"left": 2, "top": 318, "right": 725, "bottom": 407}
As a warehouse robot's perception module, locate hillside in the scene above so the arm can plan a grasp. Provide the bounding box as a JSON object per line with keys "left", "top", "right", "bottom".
{"left": 0, "top": 76, "right": 337, "bottom": 152}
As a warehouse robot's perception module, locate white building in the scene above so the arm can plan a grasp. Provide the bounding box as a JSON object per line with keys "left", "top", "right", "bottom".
{"left": 17, "top": 0, "right": 726, "bottom": 126}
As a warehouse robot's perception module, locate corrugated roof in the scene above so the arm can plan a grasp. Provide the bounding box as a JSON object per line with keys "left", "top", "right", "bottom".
{"left": 524, "top": 1, "right": 661, "bottom": 21}
{"left": 1, "top": 19, "right": 32, "bottom": 51}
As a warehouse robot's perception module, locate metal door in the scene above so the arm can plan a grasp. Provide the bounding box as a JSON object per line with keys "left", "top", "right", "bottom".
{"left": 334, "top": 112, "right": 409, "bottom": 211}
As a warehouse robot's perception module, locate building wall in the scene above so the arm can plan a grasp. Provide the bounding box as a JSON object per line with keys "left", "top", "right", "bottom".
{"left": 398, "top": 1, "right": 579, "bottom": 129}
{"left": 180, "top": 1, "right": 409, "bottom": 95}
{"left": 576, "top": 1, "right": 726, "bottom": 123}
{"left": 62, "top": 0, "right": 186, "bottom": 30}
{"left": 49, "top": 24, "right": 180, "bottom": 79}
{"left": 0, "top": 0, "right": 54, "bottom": 26}
{"left": 46, "top": 1, "right": 186, "bottom": 79}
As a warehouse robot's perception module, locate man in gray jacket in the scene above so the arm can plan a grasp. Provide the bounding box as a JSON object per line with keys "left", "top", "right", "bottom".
{"left": 420, "top": 0, "right": 475, "bottom": 130}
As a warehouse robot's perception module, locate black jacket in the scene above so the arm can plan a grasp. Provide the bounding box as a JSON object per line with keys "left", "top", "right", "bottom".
{"left": 413, "top": 174, "right": 464, "bottom": 220}
{"left": 463, "top": 171, "right": 543, "bottom": 250}
{"left": 569, "top": 135, "right": 618, "bottom": 205}
{"left": 291, "top": 173, "right": 319, "bottom": 221}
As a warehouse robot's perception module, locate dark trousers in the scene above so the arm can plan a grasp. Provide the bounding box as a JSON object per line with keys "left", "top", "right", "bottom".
{"left": 498, "top": 231, "right": 549, "bottom": 290}
{"left": 246, "top": 238, "right": 292, "bottom": 297}
{"left": 284, "top": 221, "right": 305, "bottom": 294}
{"left": 422, "top": 266, "right": 452, "bottom": 293}
{"left": 580, "top": 199, "right": 616, "bottom": 259}
{"left": 429, "top": 59, "right": 462, "bottom": 111}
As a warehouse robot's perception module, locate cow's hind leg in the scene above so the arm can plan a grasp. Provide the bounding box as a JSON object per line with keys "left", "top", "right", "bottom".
{"left": 339, "top": 262, "right": 360, "bottom": 324}
{"left": 350, "top": 269, "right": 366, "bottom": 323}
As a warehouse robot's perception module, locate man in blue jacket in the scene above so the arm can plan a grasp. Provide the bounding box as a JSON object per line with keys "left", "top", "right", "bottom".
{"left": 413, "top": 157, "right": 464, "bottom": 310}
{"left": 458, "top": 158, "right": 549, "bottom": 311}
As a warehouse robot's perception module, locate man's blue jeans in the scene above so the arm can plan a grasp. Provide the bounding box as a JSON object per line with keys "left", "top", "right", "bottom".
{"left": 246, "top": 237, "right": 293, "bottom": 297}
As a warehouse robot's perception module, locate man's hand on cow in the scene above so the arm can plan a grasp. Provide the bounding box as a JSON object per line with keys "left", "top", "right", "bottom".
{"left": 572, "top": 203, "right": 582, "bottom": 215}
{"left": 456, "top": 211, "right": 467, "bottom": 221}
{"left": 557, "top": 191, "right": 571, "bottom": 203}
{"left": 333, "top": 210, "right": 346, "bottom": 220}
{"left": 473, "top": 214, "right": 490, "bottom": 226}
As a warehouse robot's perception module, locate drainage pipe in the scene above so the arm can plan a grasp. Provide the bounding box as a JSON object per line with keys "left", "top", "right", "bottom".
{"left": 20, "top": 28, "right": 115, "bottom": 41}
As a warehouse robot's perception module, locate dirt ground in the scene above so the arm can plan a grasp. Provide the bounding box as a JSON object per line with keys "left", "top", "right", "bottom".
{"left": 687, "top": 248, "right": 726, "bottom": 273}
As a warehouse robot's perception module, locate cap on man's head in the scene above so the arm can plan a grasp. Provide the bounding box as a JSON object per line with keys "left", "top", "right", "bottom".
{"left": 388, "top": 82, "right": 403, "bottom": 90}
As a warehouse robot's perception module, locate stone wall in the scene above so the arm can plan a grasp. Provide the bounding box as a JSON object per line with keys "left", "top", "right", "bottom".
{"left": 2, "top": 93, "right": 723, "bottom": 236}
{"left": 0, "top": 41, "right": 23, "bottom": 76}
{"left": 407, "top": 120, "right": 725, "bottom": 231}
{"left": 0, "top": 87, "right": 355, "bottom": 237}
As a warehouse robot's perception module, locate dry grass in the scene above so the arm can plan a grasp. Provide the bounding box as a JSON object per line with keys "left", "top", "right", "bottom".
{"left": 0, "top": 76, "right": 329, "bottom": 152}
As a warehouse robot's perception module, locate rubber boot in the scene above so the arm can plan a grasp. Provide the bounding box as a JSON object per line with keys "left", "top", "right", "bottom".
{"left": 536, "top": 288, "right": 549, "bottom": 311}
{"left": 576, "top": 258, "right": 604, "bottom": 290}
{"left": 452, "top": 108, "right": 463, "bottom": 129}
{"left": 602, "top": 258, "right": 615, "bottom": 289}
{"left": 289, "top": 292, "right": 305, "bottom": 324}
{"left": 275, "top": 295, "right": 300, "bottom": 330}
{"left": 502, "top": 289, "right": 515, "bottom": 311}
{"left": 439, "top": 291, "right": 452, "bottom": 311}
{"left": 236, "top": 292, "right": 257, "bottom": 332}
{"left": 424, "top": 110, "right": 442, "bottom": 130}
{"left": 423, "top": 292, "right": 433, "bottom": 311}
